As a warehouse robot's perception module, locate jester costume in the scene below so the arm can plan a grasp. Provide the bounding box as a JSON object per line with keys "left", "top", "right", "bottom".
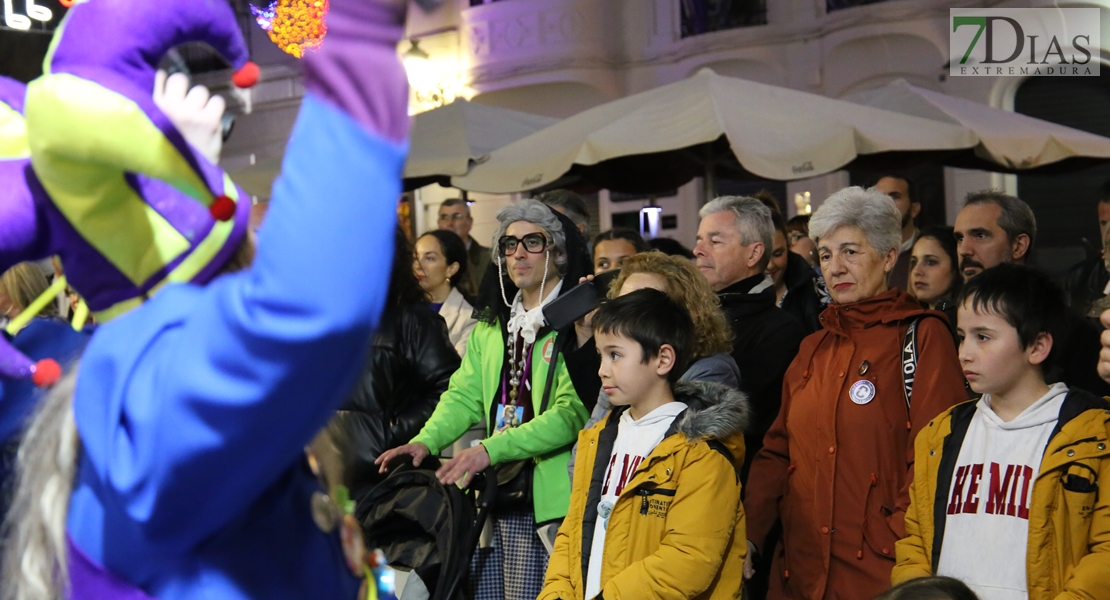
{"left": 1, "top": 0, "right": 409, "bottom": 597}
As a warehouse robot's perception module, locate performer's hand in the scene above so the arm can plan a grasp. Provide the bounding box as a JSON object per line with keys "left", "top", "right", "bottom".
{"left": 375, "top": 442, "right": 430, "bottom": 473}
{"left": 153, "top": 71, "right": 226, "bottom": 164}
{"left": 436, "top": 445, "right": 491, "bottom": 489}
{"left": 1098, "top": 310, "right": 1110, "bottom": 383}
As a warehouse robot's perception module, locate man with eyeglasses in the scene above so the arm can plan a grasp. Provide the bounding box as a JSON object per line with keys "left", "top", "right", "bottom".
{"left": 438, "top": 198, "right": 491, "bottom": 289}
{"left": 380, "top": 199, "right": 598, "bottom": 600}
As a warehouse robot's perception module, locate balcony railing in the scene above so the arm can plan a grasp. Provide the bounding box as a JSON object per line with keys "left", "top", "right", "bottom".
{"left": 680, "top": 0, "right": 767, "bottom": 38}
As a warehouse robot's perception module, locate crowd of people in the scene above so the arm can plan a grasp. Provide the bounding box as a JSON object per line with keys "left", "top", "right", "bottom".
{"left": 1, "top": 2, "right": 1110, "bottom": 599}
{"left": 381, "top": 176, "right": 1110, "bottom": 600}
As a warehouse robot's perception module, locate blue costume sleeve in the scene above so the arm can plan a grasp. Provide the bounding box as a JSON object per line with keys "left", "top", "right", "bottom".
{"left": 72, "top": 94, "right": 404, "bottom": 552}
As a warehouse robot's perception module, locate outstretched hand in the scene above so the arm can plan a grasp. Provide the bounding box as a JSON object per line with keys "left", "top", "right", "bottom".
{"left": 375, "top": 442, "right": 431, "bottom": 474}
{"left": 153, "top": 71, "right": 226, "bottom": 164}
{"left": 435, "top": 445, "right": 491, "bottom": 489}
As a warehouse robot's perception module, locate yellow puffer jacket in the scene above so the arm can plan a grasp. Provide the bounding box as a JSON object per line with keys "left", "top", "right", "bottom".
{"left": 540, "top": 381, "right": 750, "bottom": 600}
{"left": 893, "top": 388, "right": 1110, "bottom": 600}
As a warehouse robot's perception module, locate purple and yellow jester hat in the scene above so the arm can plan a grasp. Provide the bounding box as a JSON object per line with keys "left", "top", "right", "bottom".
{"left": 0, "top": 0, "right": 260, "bottom": 383}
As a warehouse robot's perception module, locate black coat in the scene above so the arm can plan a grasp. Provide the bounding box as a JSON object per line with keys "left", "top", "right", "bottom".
{"left": 1061, "top": 255, "right": 1109, "bottom": 318}
{"left": 779, "top": 251, "right": 825, "bottom": 335}
{"left": 718, "top": 274, "right": 806, "bottom": 481}
{"left": 340, "top": 303, "right": 461, "bottom": 506}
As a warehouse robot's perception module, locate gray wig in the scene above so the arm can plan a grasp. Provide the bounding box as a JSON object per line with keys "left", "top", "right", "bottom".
{"left": 810, "top": 186, "right": 902, "bottom": 256}
{"left": 2, "top": 367, "right": 80, "bottom": 600}
{"left": 698, "top": 196, "right": 774, "bottom": 271}
{"left": 492, "top": 199, "right": 568, "bottom": 276}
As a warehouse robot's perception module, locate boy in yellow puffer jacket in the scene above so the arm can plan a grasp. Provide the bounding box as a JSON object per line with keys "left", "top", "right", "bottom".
{"left": 540, "top": 288, "right": 750, "bottom": 600}
{"left": 894, "top": 264, "right": 1110, "bottom": 600}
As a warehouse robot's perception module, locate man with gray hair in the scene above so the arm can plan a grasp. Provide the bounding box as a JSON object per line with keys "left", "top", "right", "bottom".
{"left": 379, "top": 199, "right": 597, "bottom": 600}
{"left": 694, "top": 196, "right": 805, "bottom": 480}
{"left": 438, "top": 198, "right": 490, "bottom": 289}
{"left": 954, "top": 190, "right": 1110, "bottom": 395}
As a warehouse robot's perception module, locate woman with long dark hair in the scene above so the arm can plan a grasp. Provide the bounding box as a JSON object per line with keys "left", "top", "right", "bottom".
{"left": 415, "top": 229, "right": 477, "bottom": 356}
{"left": 909, "top": 226, "right": 961, "bottom": 311}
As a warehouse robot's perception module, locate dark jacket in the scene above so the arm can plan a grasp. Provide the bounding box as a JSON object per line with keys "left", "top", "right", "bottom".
{"left": 780, "top": 251, "right": 825, "bottom": 335}
{"left": 340, "top": 302, "right": 461, "bottom": 508}
{"left": 1054, "top": 311, "right": 1110, "bottom": 398}
{"left": 467, "top": 239, "right": 492, "bottom": 292}
{"left": 1061, "top": 255, "right": 1109, "bottom": 318}
{"left": 717, "top": 273, "right": 806, "bottom": 480}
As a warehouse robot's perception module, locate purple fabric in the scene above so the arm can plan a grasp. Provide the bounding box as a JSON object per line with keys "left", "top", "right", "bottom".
{"left": 304, "top": 0, "right": 409, "bottom": 143}
{"left": 48, "top": 0, "right": 248, "bottom": 99}
{"left": 0, "top": 341, "right": 34, "bottom": 379}
{"left": 68, "top": 535, "right": 156, "bottom": 600}
{"left": 0, "top": 75, "right": 24, "bottom": 113}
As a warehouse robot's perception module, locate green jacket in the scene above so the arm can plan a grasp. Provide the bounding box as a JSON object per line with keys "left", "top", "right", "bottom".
{"left": 411, "top": 319, "right": 590, "bottom": 522}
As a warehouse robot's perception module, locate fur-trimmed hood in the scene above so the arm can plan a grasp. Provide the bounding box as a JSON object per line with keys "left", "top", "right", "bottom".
{"left": 671, "top": 380, "right": 752, "bottom": 442}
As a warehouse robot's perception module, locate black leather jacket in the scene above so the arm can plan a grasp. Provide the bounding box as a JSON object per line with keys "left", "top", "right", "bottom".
{"left": 780, "top": 251, "right": 825, "bottom": 335}
{"left": 1061, "top": 255, "right": 1109, "bottom": 318}
{"left": 339, "top": 303, "right": 461, "bottom": 506}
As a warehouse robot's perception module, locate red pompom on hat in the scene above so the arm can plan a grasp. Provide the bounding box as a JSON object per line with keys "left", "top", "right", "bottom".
{"left": 210, "top": 195, "right": 237, "bottom": 221}
{"left": 32, "top": 359, "right": 62, "bottom": 388}
{"left": 232, "top": 62, "right": 260, "bottom": 89}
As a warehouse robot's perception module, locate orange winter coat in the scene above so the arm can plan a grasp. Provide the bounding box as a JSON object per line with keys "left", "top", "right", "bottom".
{"left": 745, "top": 290, "right": 967, "bottom": 600}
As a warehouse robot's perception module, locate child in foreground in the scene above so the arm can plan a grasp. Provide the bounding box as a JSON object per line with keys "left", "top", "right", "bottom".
{"left": 893, "top": 264, "right": 1110, "bottom": 600}
{"left": 539, "top": 288, "right": 750, "bottom": 600}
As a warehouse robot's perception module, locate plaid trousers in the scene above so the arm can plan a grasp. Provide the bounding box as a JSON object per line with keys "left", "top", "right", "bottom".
{"left": 469, "top": 509, "right": 548, "bottom": 600}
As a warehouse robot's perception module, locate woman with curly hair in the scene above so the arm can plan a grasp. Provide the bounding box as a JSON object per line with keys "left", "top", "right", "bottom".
{"left": 578, "top": 251, "right": 740, "bottom": 432}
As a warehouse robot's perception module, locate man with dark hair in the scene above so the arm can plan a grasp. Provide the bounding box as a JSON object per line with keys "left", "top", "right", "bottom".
{"left": 953, "top": 190, "right": 1036, "bottom": 280}
{"left": 1061, "top": 182, "right": 1110, "bottom": 317}
{"left": 955, "top": 190, "right": 1110, "bottom": 396}
{"left": 438, "top": 198, "right": 490, "bottom": 289}
{"left": 537, "top": 189, "right": 590, "bottom": 237}
{"left": 871, "top": 173, "right": 920, "bottom": 291}
{"left": 695, "top": 196, "right": 805, "bottom": 480}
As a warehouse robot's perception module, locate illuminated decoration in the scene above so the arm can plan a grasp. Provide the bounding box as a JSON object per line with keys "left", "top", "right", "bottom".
{"left": 402, "top": 39, "right": 469, "bottom": 115}
{"left": 4, "top": 0, "right": 53, "bottom": 30}
{"left": 249, "top": 0, "right": 328, "bottom": 59}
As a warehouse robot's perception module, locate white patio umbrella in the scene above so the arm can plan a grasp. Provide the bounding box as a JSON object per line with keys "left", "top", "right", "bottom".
{"left": 847, "top": 79, "right": 1110, "bottom": 171}
{"left": 404, "top": 98, "right": 557, "bottom": 190}
{"left": 449, "top": 69, "right": 978, "bottom": 195}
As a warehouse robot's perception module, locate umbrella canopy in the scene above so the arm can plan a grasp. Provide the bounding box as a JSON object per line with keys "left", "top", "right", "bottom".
{"left": 449, "top": 69, "right": 978, "bottom": 194}
{"left": 847, "top": 79, "right": 1110, "bottom": 172}
{"left": 404, "top": 99, "right": 557, "bottom": 190}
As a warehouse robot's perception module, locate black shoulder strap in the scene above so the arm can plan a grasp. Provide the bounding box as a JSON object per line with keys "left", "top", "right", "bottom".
{"left": 705, "top": 439, "right": 740, "bottom": 484}
{"left": 538, "top": 331, "right": 565, "bottom": 416}
{"left": 901, "top": 317, "right": 922, "bottom": 411}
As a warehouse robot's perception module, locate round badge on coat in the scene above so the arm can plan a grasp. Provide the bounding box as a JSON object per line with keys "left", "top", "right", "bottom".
{"left": 849, "top": 380, "right": 876, "bottom": 405}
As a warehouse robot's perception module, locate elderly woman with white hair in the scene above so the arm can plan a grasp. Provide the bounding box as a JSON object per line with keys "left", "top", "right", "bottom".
{"left": 744, "top": 187, "right": 966, "bottom": 600}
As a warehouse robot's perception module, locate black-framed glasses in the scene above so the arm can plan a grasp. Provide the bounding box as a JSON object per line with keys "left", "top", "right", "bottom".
{"left": 498, "top": 233, "right": 549, "bottom": 256}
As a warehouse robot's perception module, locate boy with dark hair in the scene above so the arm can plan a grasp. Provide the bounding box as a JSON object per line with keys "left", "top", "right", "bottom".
{"left": 893, "top": 264, "right": 1110, "bottom": 600}
{"left": 540, "top": 288, "right": 750, "bottom": 600}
